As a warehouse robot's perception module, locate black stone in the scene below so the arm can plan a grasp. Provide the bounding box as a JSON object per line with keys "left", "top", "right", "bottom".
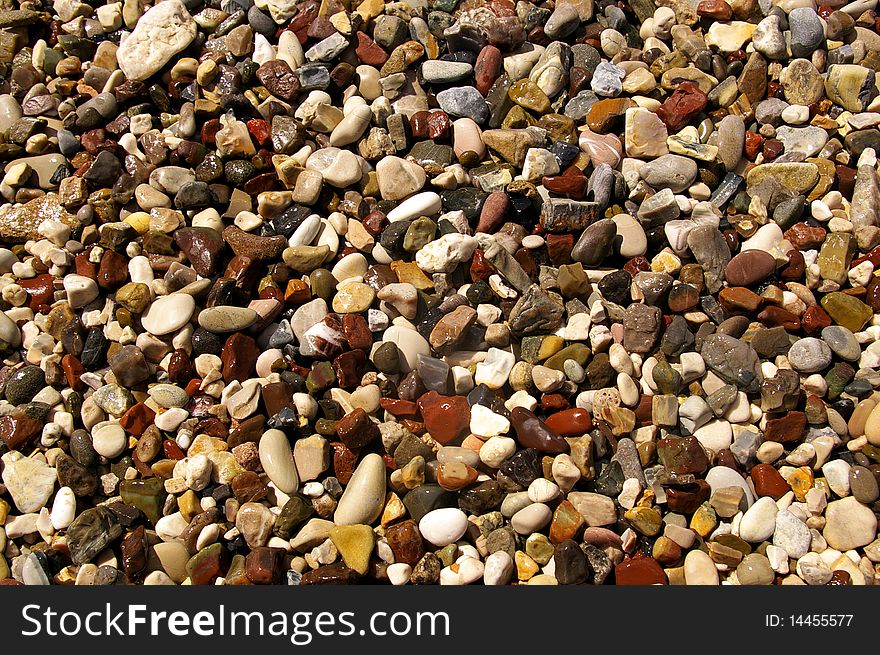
{"left": 582, "top": 543, "right": 613, "bottom": 584}
{"left": 594, "top": 460, "right": 625, "bottom": 497}
{"left": 499, "top": 448, "right": 543, "bottom": 487}
{"left": 83, "top": 150, "right": 121, "bottom": 187}
{"left": 597, "top": 269, "right": 632, "bottom": 305}
{"left": 174, "top": 180, "right": 214, "bottom": 210}
{"left": 80, "top": 327, "right": 109, "bottom": 369}
{"left": 555, "top": 540, "right": 589, "bottom": 584}
{"left": 191, "top": 327, "right": 223, "bottom": 356}
{"left": 273, "top": 496, "right": 314, "bottom": 539}
{"left": 4, "top": 365, "right": 45, "bottom": 405}
{"left": 661, "top": 315, "right": 695, "bottom": 357}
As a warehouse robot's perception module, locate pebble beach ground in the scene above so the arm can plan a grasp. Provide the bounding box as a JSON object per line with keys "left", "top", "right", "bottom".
{"left": 0, "top": 0, "right": 878, "bottom": 587}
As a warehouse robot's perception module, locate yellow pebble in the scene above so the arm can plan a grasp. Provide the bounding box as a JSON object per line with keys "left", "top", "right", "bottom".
{"left": 787, "top": 466, "right": 814, "bottom": 501}
{"left": 178, "top": 489, "right": 201, "bottom": 522}
{"left": 537, "top": 335, "right": 565, "bottom": 361}
{"left": 354, "top": 0, "right": 384, "bottom": 21}
{"left": 514, "top": 550, "right": 540, "bottom": 581}
{"left": 329, "top": 10, "right": 352, "bottom": 34}
{"left": 650, "top": 250, "right": 683, "bottom": 274}
{"left": 690, "top": 503, "right": 717, "bottom": 537}
{"left": 124, "top": 211, "right": 151, "bottom": 234}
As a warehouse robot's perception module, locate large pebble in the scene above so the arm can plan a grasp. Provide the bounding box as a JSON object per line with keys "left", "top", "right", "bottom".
{"left": 140, "top": 294, "right": 196, "bottom": 336}
{"left": 258, "top": 429, "right": 299, "bottom": 494}
{"left": 419, "top": 508, "right": 469, "bottom": 546}
{"left": 334, "top": 453, "right": 386, "bottom": 526}
{"left": 116, "top": 0, "right": 197, "bottom": 81}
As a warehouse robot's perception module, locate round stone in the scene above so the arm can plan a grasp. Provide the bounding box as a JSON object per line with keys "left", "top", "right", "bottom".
{"left": 787, "top": 337, "right": 832, "bottom": 373}
{"left": 821, "top": 326, "right": 860, "bottom": 362}
{"left": 332, "top": 282, "right": 375, "bottom": 313}
{"left": 91, "top": 423, "right": 127, "bottom": 458}
{"left": 419, "top": 507, "right": 469, "bottom": 546}
{"left": 736, "top": 553, "right": 775, "bottom": 585}
{"left": 140, "top": 294, "right": 196, "bottom": 336}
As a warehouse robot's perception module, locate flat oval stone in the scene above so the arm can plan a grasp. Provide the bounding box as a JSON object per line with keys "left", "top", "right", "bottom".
{"left": 511, "top": 502, "right": 552, "bottom": 534}
{"left": 821, "top": 326, "right": 860, "bottom": 361}
{"left": 787, "top": 337, "right": 832, "bottom": 373}
{"left": 724, "top": 250, "right": 776, "bottom": 287}
{"left": 850, "top": 466, "right": 879, "bottom": 504}
{"left": 544, "top": 408, "right": 593, "bottom": 437}
{"left": 140, "top": 294, "right": 196, "bottom": 336}
{"left": 197, "top": 306, "right": 258, "bottom": 333}
{"left": 739, "top": 496, "right": 778, "bottom": 543}
{"left": 148, "top": 384, "right": 189, "bottom": 408}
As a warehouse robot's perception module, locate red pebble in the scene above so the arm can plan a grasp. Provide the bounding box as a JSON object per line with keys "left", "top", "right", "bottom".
{"left": 378, "top": 398, "right": 420, "bottom": 419}
{"left": 246, "top": 119, "right": 271, "bottom": 147}
{"left": 656, "top": 81, "right": 707, "bottom": 132}
{"left": 163, "top": 440, "right": 185, "bottom": 460}
{"left": 355, "top": 31, "right": 388, "bottom": 66}
{"left": 416, "top": 391, "right": 471, "bottom": 444}
{"left": 615, "top": 555, "right": 668, "bottom": 585}
{"left": 801, "top": 304, "right": 832, "bottom": 336}
{"left": 545, "top": 408, "right": 593, "bottom": 437}
{"left": 474, "top": 45, "right": 502, "bottom": 96}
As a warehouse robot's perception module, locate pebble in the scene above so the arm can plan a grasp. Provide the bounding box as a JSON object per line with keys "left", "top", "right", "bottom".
{"left": 258, "top": 429, "right": 299, "bottom": 494}
{"left": 788, "top": 338, "right": 833, "bottom": 373}
{"left": 115, "top": 0, "right": 197, "bottom": 81}
{"left": 739, "top": 496, "right": 778, "bottom": 543}
{"left": 823, "top": 497, "right": 877, "bottom": 550}
{"left": 334, "top": 454, "right": 386, "bottom": 526}
{"left": 140, "top": 294, "right": 196, "bottom": 336}
{"left": 419, "top": 508, "right": 468, "bottom": 547}
{"left": 91, "top": 423, "right": 127, "bottom": 458}
{"left": 1, "top": 456, "right": 56, "bottom": 514}
{"left": 198, "top": 306, "right": 257, "bottom": 333}
{"left": 773, "top": 509, "right": 812, "bottom": 559}
{"left": 0, "top": 0, "right": 877, "bottom": 590}
{"left": 683, "top": 550, "right": 719, "bottom": 585}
